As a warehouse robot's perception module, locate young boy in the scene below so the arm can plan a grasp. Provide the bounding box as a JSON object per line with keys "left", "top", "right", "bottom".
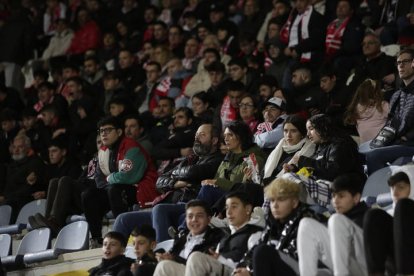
{"left": 297, "top": 173, "right": 369, "bottom": 276}
{"left": 183, "top": 192, "right": 262, "bottom": 276}
{"left": 153, "top": 199, "right": 224, "bottom": 276}
{"left": 130, "top": 224, "right": 158, "bottom": 276}
{"left": 364, "top": 166, "right": 414, "bottom": 275}
{"left": 89, "top": 231, "right": 134, "bottom": 276}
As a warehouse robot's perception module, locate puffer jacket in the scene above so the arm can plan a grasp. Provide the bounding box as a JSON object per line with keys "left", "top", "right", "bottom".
{"left": 238, "top": 203, "right": 326, "bottom": 270}
{"left": 215, "top": 145, "right": 266, "bottom": 191}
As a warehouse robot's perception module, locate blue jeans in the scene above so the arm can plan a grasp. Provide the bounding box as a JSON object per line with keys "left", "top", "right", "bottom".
{"left": 365, "top": 145, "right": 414, "bottom": 175}
{"left": 152, "top": 203, "right": 186, "bottom": 242}
{"left": 196, "top": 185, "right": 226, "bottom": 207}
{"left": 112, "top": 210, "right": 152, "bottom": 238}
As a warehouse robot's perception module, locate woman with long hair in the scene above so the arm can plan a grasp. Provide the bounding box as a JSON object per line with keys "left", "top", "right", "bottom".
{"left": 199, "top": 121, "right": 266, "bottom": 205}
{"left": 345, "top": 79, "right": 389, "bottom": 143}
{"left": 262, "top": 115, "right": 315, "bottom": 185}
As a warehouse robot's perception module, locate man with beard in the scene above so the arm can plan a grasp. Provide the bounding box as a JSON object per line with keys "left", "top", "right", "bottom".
{"left": 0, "top": 135, "right": 47, "bottom": 222}
{"left": 112, "top": 124, "right": 223, "bottom": 241}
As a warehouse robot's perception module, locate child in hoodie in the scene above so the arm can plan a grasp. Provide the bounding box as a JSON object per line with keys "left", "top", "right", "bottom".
{"left": 364, "top": 165, "right": 414, "bottom": 276}
{"left": 296, "top": 173, "right": 369, "bottom": 276}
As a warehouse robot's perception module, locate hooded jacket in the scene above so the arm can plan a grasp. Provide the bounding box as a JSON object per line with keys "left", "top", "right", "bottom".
{"left": 387, "top": 164, "right": 414, "bottom": 216}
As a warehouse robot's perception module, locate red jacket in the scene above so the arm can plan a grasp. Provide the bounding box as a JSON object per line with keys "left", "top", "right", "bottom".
{"left": 67, "top": 20, "right": 101, "bottom": 55}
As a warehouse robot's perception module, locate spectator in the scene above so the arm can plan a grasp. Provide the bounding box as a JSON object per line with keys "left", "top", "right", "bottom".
{"left": 149, "top": 96, "right": 175, "bottom": 145}
{"left": 89, "top": 231, "right": 134, "bottom": 276}
{"left": 289, "top": 64, "right": 325, "bottom": 116}
{"left": 130, "top": 225, "right": 158, "bottom": 276}
{"left": 82, "top": 56, "right": 104, "bottom": 91}
{"left": 257, "top": 0, "right": 290, "bottom": 44}
{"left": 41, "top": 18, "right": 74, "bottom": 61}
{"left": 0, "top": 135, "right": 47, "bottom": 222}
{"left": 153, "top": 199, "right": 225, "bottom": 275}
{"left": 214, "top": 81, "right": 244, "bottom": 131}
{"left": 113, "top": 123, "right": 223, "bottom": 240}
{"left": 182, "top": 37, "right": 200, "bottom": 73}
{"left": 124, "top": 114, "right": 153, "bottom": 154}
{"left": 345, "top": 79, "right": 390, "bottom": 143}
{"left": 184, "top": 48, "right": 221, "bottom": 100}
{"left": 257, "top": 75, "right": 279, "bottom": 109}
{"left": 28, "top": 137, "right": 82, "bottom": 235}
{"left": 160, "top": 192, "right": 262, "bottom": 276}
{"left": 116, "top": 20, "right": 141, "bottom": 53}
{"left": 317, "top": 65, "right": 353, "bottom": 130}
{"left": 152, "top": 107, "right": 197, "bottom": 162}
{"left": 98, "top": 71, "right": 129, "bottom": 115}
{"left": 136, "top": 61, "right": 162, "bottom": 114}
{"left": 285, "top": 114, "right": 365, "bottom": 207}
{"left": 324, "top": 0, "right": 364, "bottom": 78}
{"left": 254, "top": 97, "right": 288, "bottom": 152}
{"left": 261, "top": 115, "right": 315, "bottom": 185}
{"left": 238, "top": 94, "right": 260, "bottom": 133}
{"left": 198, "top": 121, "right": 265, "bottom": 206}
{"left": 66, "top": 7, "right": 101, "bottom": 56}
{"left": 297, "top": 173, "right": 369, "bottom": 276}
{"left": 364, "top": 49, "right": 414, "bottom": 174}
{"left": 204, "top": 61, "right": 227, "bottom": 108}
{"left": 279, "top": 0, "right": 326, "bottom": 66}
{"left": 364, "top": 167, "right": 414, "bottom": 275}
{"left": 228, "top": 57, "right": 259, "bottom": 96}
{"left": 191, "top": 91, "right": 213, "bottom": 124}
{"left": 0, "top": 109, "right": 21, "bottom": 162}
{"left": 349, "top": 32, "right": 396, "bottom": 92}
{"left": 117, "top": 49, "right": 146, "bottom": 95}
{"left": 264, "top": 37, "right": 288, "bottom": 87}
{"left": 33, "top": 81, "right": 67, "bottom": 115}
{"left": 239, "top": 0, "right": 266, "bottom": 41}
{"left": 83, "top": 116, "right": 158, "bottom": 247}
{"left": 43, "top": 0, "right": 67, "bottom": 36}
{"left": 168, "top": 25, "right": 185, "bottom": 58}
{"left": 234, "top": 177, "right": 324, "bottom": 276}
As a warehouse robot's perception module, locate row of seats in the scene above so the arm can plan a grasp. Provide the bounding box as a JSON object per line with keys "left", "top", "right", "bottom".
{"left": 0, "top": 221, "right": 89, "bottom": 270}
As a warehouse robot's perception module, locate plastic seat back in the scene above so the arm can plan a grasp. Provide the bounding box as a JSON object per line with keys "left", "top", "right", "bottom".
{"left": 15, "top": 199, "right": 47, "bottom": 225}
{"left": 54, "top": 221, "right": 89, "bottom": 251}
{"left": 0, "top": 205, "right": 12, "bottom": 226}
{"left": 362, "top": 166, "right": 397, "bottom": 198}
{"left": 0, "top": 234, "right": 12, "bottom": 257}
{"left": 16, "top": 228, "right": 51, "bottom": 255}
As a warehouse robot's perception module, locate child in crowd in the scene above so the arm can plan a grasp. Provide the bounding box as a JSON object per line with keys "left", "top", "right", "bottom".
{"left": 297, "top": 173, "right": 369, "bottom": 276}
{"left": 130, "top": 224, "right": 158, "bottom": 276}
{"left": 364, "top": 165, "right": 414, "bottom": 275}
{"left": 89, "top": 231, "right": 134, "bottom": 276}
{"left": 153, "top": 199, "right": 224, "bottom": 276}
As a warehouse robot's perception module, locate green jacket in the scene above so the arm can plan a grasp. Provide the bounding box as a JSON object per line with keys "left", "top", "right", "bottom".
{"left": 215, "top": 145, "right": 265, "bottom": 191}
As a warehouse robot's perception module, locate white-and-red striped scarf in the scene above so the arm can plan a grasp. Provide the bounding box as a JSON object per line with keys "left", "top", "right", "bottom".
{"left": 280, "top": 6, "right": 313, "bottom": 62}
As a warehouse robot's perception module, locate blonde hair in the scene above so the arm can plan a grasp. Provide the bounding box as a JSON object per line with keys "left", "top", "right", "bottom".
{"left": 264, "top": 178, "right": 300, "bottom": 199}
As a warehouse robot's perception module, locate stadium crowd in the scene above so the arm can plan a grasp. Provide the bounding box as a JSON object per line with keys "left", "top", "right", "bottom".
{"left": 0, "top": 0, "right": 414, "bottom": 275}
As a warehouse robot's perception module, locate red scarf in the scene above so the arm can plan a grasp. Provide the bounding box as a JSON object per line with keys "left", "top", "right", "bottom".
{"left": 325, "top": 17, "right": 350, "bottom": 59}
{"left": 220, "top": 96, "right": 238, "bottom": 129}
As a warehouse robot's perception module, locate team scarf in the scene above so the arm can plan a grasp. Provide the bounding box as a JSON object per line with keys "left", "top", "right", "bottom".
{"left": 220, "top": 96, "right": 238, "bottom": 129}
{"left": 325, "top": 17, "right": 350, "bottom": 58}
{"left": 280, "top": 6, "right": 313, "bottom": 62}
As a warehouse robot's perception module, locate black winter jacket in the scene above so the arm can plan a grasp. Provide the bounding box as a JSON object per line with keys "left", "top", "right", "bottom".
{"left": 169, "top": 226, "right": 225, "bottom": 264}
{"left": 156, "top": 151, "right": 223, "bottom": 198}
{"left": 298, "top": 135, "right": 364, "bottom": 181}
{"left": 88, "top": 255, "right": 134, "bottom": 276}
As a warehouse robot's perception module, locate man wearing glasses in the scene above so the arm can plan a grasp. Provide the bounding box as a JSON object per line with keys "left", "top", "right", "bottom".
{"left": 364, "top": 48, "right": 414, "bottom": 174}
{"left": 83, "top": 116, "right": 159, "bottom": 248}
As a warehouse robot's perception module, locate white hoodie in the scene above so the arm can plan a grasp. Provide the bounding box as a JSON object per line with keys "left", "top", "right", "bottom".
{"left": 387, "top": 164, "right": 414, "bottom": 216}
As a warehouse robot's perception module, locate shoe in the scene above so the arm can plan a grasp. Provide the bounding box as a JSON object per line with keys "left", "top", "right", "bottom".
{"left": 34, "top": 213, "right": 61, "bottom": 235}
{"left": 28, "top": 214, "right": 43, "bottom": 229}
{"left": 89, "top": 238, "right": 103, "bottom": 249}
